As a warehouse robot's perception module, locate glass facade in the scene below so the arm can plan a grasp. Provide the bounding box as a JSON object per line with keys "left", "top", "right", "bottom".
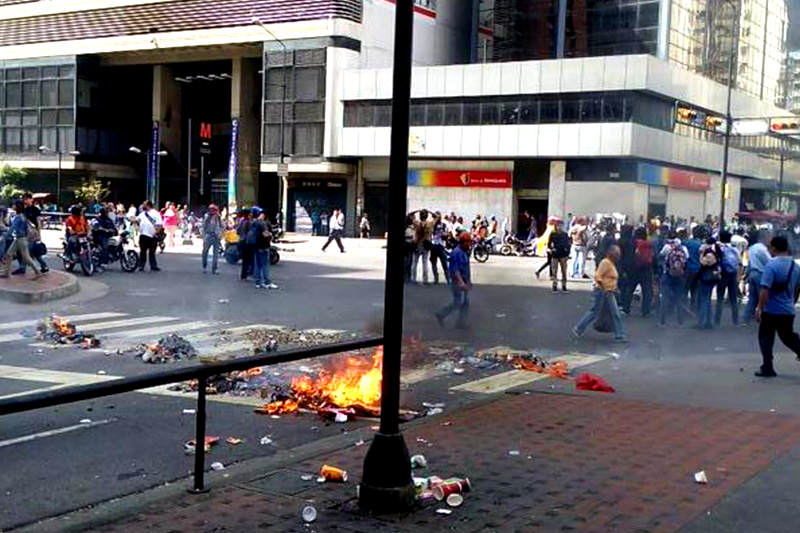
{"left": 565, "top": 0, "right": 660, "bottom": 57}
{"left": 262, "top": 47, "right": 326, "bottom": 160}
{"left": 0, "top": 58, "right": 75, "bottom": 155}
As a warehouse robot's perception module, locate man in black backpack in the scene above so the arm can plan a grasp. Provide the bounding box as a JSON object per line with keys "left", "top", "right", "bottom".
{"left": 549, "top": 219, "right": 571, "bottom": 292}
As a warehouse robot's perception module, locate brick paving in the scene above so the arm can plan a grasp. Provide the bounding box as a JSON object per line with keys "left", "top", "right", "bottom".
{"left": 96, "top": 392, "right": 800, "bottom": 532}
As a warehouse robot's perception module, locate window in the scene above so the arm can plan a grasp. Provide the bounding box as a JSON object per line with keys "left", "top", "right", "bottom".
{"left": 6, "top": 83, "right": 20, "bottom": 107}
{"left": 293, "top": 123, "right": 323, "bottom": 155}
{"left": 357, "top": 103, "right": 374, "bottom": 128}
{"left": 480, "top": 102, "right": 499, "bottom": 124}
{"left": 375, "top": 103, "right": 392, "bottom": 127}
{"left": 294, "top": 67, "right": 324, "bottom": 100}
{"left": 561, "top": 98, "right": 580, "bottom": 122}
{"left": 540, "top": 100, "right": 559, "bottom": 122}
{"left": 463, "top": 101, "right": 480, "bottom": 124}
{"left": 22, "top": 81, "right": 38, "bottom": 107}
{"left": 22, "top": 67, "right": 38, "bottom": 80}
{"left": 58, "top": 80, "right": 73, "bottom": 106}
{"left": 410, "top": 103, "right": 425, "bottom": 126}
{"left": 501, "top": 101, "right": 520, "bottom": 124}
{"left": 444, "top": 103, "right": 462, "bottom": 125}
{"left": 580, "top": 97, "right": 603, "bottom": 121}
{"left": 42, "top": 80, "right": 57, "bottom": 106}
{"left": 520, "top": 99, "right": 539, "bottom": 124}
{"left": 426, "top": 103, "right": 443, "bottom": 126}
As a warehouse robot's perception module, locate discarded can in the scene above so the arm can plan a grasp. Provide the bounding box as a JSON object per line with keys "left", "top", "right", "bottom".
{"left": 302, "top": 505, "right": 317, "bottom": 523}
{"left": 320, "top": 464, "right": 348, "bottom": 482}
{"left": 410, "top": 454, "right": 427, "bottom": 469}
{"left": 418, "top": 490, "right": 435, "bottom": 502}
{"left": 432, "top": 478, "right": 471, "bottom": 501}
{"left": 210, "top": 462, "right": 225, "bottom": 471}
{"left": 446, "top": 493, "right": 464, "bottom": 507}
{"left": 443, "top": 477, "right": 471, "bottom": 493}
{"left": 426, "top": 476, "right": 443, "bottom": 489}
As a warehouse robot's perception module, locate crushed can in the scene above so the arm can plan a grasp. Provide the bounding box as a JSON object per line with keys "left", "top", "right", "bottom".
{"left": 320, "top": 464, "right": 348, "bottom": 482}
{"left": 302, "top": 505, "right": 317, "bottom": 523}
{"left": 432, "top": 478, "right": 471, "bottom": 501}
{"left": 410, "top": 454, "right": 427, "bottom": 468}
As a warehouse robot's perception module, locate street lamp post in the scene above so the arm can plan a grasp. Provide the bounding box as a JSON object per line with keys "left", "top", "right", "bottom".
{"left": 358, "top": 0, "right": 416, "bottom": 513}
{"left": 130, "top": 146, "right": 167, "bottom": 203}
{"left": 252, "top": 16, "right": 290, "bottom": 217}
{"left": 719, "top": 0, "right": 739, "bottom": 224}
{"left": 39, "top": 145, "right": 80, "bottom": 209}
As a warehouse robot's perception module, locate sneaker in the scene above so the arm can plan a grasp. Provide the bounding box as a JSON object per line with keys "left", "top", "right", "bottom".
{"left": 202, "top": 268, "right": 207, "bottom": 274}
{"left": 41, "top": 267, "right": 49, "bottom": 273}
{"left": 255, "top": 284, "right": 264, "bottom": 289}
{"left": 552, "top": 286, "right": 558, "bottom": 293}
{"left": 11, "top": 269, "right": 25, "bottom": 276}
{"left": 571, "top": 326, "right": 583, "bottom": 339}
{"left": 754, "top": 369, "right": 777, "bottom": 378}
{"left": 613, "top": 337, "right": 629, "bottom": 344}
{"left": 561, "top": 287, "right": 568, "bottom": 293}
{"left": 266, "top": 283, "right": 279, "bottom": 290}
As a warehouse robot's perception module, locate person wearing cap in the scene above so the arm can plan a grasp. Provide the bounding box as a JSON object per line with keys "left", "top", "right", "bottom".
{"left": 548, "top": 218, "right": 571, "bottom": 292}
{"left": 248, "top": 207, "right": 278, "bottom": 290}
{"left": 435, "top": 232, "right": 472, "bottom": 329}
{"left": 201, "top": 203, "right": 223, "bottom": 275}
{"left": 572, "top": 244, "right": 627, "bottom": 342}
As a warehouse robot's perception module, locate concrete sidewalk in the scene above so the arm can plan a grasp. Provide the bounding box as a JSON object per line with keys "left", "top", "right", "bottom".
{"left": 30, "top": 389, "right": 800, "bottom": 533}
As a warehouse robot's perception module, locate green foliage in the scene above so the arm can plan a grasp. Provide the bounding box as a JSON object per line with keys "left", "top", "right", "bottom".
{"left": 0, "top": 165, "right": 28, "bottom": 201}
{"left": 74, "top": 179, "right": 110, "bottom": 204}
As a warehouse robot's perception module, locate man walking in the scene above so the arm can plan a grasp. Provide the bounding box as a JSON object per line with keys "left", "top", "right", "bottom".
{"left": 322, "top": 208, "right": 345, "bottom": 253}
{"left": 715, "top": 230, "right": 740, "bottom": 326}
{"left": 201, "top": 203, "right": 223, "bottom": 275}
{"left": 430, "top": 211, "right": 450, "bottom": 285}
{"left": 569, "top": 217, "right": 589, "bottom": 279}
{"left": 435, "top": 232, "right": 472, "bottom": 329}
{"left": 743, "top": 229, "right": 771, "bottom": 325}
{"left": 755, "top": 236, "right": 800, "bottom": 377}
{"left": 0, "top": 200, "right": 42, "bottom": 279}
{"left": 549, "top": 218, "right": 571, "bottom": 292}
{"left": 572, "top": 244, "right": 627, "bottom": 342}
{"left": 136, "top": 200, "right": 162, "bottom": 272}
{"left": 250, "top": 207, "right": 278, "bottom": 290}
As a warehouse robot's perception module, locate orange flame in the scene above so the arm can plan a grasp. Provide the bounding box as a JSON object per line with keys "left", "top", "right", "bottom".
{"left": 510, "top": 356, "right": 570, "bottom": 380}
{"left": 52, "top": 316, "right": 76, "bottom": 336}
{"left": 259, "top": 347, "right": 383, "bottom": 416}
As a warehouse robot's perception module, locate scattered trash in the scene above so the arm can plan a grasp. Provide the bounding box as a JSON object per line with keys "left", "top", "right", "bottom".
{"left": 511, "top": 356, "right": 570, "bottom": 379}
{"left": 508, "top": 450, "right": 520, "bottom": 456}
{"left": 411, "top": 455, "right": 427, "bottom": 469}
{"left": 184, "top": 436, "right": 220, "bottom": 454}
{"left": 182, "top": 409, "right": 196, "bottom": 415}
{"left": 36, "top": 315, "right": 101, "bottom": 349}
{"left": 769, "top": 408, "right": 777, "bottom": 413}
{"left": 446, "top": 493, "right": 464, "bottom": 507}
{"left": 299, "top": 365, "right": 314, "bottom": 373}
{"left": 218, "top": 299, "right": 230, "bottom": 304}
{"left": 320, "top": 464, "right": 348, "bottom": 482}
{"left": 694, "top": 471, "right": 708, "bottom": 484}
{"left": 302, "top": 505, "right": 317, "bottom": 523}
{"left": 97, "top": 370, "right": 107, "bottom": 375}
{"left": 426, "top": 408, "right": 444, "bottom": 416}
{"left": 435, "top": 509, "right": 453, "bottom": 515}
{"left": 452, "top": 367, "right": 465, "bottom": 375}
{"left": 225, "top": 437, "right": 243, "bottom": 445}
{"left": 316, "top": 476, "right": 326, "bottom": 483}
{"left": 575, "top": 373, "right": 616, "bottom": 393}
{"left": 125, "top": 334, "right": 198, "bottom": 364}
{"left": 79, "top": 419, "right": 92, "bottom": 424}
{"left": 441, "top": 421, "right": 452, "bottom": 427}
{"left": 260, "top": 436, "right": 273, "bottom": 446}
{"left": 270, "top": 415, "right": 281, "bottom": 419}
{"left": 432, "top": 478, "right": 471, "bottom": 501}
{"left": 354, "top": 439, "right": 365, "bottom": 447}
{"left": 210, "top": 462, "right": 225, "bottom": 471}
{"left": 301, "top": 474, "right": 314, "bottom": 481}
{"left": 35, "top": 349, "right": 44, "bottom": 354}
{"left": 422, "top": 402, "right": 445, "bottom": 409}
{"left": 335, "top": 412, "right": 349, "bottom": 423}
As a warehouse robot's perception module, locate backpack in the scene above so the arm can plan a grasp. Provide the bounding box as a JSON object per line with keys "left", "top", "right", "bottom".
{"left": 720, "top": 245, "right": 740, "bottom": 275}
{"left": 666, "top": 244, "right": 687, "bottom": 278}
{"left": 634, "top": 239, "right": 653, "bottom": 267}
{"left": 246, "top": 222, "right": 261, "bottom": 246}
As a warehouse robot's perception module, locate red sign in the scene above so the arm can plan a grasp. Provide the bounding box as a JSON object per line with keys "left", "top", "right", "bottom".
{"left": 408, "top": 170, "right": 512, "bottom": 188}
{"left": 199, "top": 122, "right": 212, "bottom": 140}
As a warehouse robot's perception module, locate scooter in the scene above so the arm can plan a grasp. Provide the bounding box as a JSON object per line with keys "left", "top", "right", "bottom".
{"left": 500, "top": 235, "right": 536, "bottom": 257}
{"left": 92, "top": 231, "right": 139, "bottom": 272}
{"left": 59, "top": 236, "right": 95, "bottom": 276}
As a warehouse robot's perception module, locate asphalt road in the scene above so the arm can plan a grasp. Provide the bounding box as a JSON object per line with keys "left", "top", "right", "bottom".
{"left": 1, "top": 236, "right": 799, "bottom": 530}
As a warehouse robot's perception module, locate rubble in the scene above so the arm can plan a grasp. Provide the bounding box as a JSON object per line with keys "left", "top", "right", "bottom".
{"left": 122, "top": 334, "right": 198, "bottom": 364}
{"left": 243, "top": 328, "right": 351, "bottom": 353}
{"left": 36, "top": 315, "right": 101, "bottom": 349}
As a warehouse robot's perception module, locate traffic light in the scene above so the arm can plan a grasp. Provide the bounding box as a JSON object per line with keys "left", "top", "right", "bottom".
{"left": 705, "top": 116, "right": 724, "bottom": 130}
{"left": 677, "top": 107, "right": 697, "bottom": 121}
{"left": 770, "top": 118, "right": 800, "bottom": 134}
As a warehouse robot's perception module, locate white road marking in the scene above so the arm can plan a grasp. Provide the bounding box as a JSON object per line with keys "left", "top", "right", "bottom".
{"left": 0, "top": 312, "right": 128, "bottom": 333}
{"left": 0, "top": 316, "right": 174, "bottom": 344}
{"left": 0, "top": 364, "right": 121, "bottom": 385}
{"left": 0, "top": 418, "right": 116, "bottom": 449}
{"left": 139, "top": 385, "right": 265, "bottom": 406}
{"left": 101, "top": 321, "right": 217, "bottom": 340}
{"left": 450, "top": 353, "right": 608, "bottom": 394}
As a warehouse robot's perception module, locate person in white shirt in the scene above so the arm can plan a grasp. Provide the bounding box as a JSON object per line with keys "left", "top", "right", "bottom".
{"left": 321, "top": 208, "right": 345, "bottom": 253}
{"left": 136, "top": 200, "right": 163, "bottom": 271}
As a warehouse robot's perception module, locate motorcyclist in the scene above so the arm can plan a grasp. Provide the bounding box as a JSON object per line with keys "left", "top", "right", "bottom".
{"left": 64, "top": 205, "right": 89, "bottom": 259}
{"left": 91, "top": 207, "right": 117, "bottom": 268}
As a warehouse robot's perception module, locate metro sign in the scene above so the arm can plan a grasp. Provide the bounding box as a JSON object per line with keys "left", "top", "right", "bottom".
{"left": 199, "top": 121, "right": 212, "bottom": 154}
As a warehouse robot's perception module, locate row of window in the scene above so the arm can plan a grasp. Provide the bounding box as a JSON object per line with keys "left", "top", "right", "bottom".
{"left": 0, "top": 125, "right": 75, "bottom": 154}
{"left": 0, "top": 79, "right": 74, "bottom": 110}
{"left": 344, "top": 92, "right": 665, "bottom": 129}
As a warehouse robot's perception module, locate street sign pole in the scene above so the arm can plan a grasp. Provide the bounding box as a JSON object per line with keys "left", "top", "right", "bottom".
{"left": 187, "top": 118, "right": 192, "bottom": 208}
{"left": 359, "top": 0, "right": 416, "bottom": 513}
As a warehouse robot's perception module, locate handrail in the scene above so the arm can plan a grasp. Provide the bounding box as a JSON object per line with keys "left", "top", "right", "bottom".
{"left": 0, "top": 335, "right": 383, "bottom": 416}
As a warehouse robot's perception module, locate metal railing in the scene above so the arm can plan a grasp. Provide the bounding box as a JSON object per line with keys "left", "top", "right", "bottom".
{"left": 0, "top": 335, "right": 383, "bottom": 493}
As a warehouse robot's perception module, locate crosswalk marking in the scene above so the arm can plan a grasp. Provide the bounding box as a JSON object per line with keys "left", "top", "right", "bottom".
{"left": 0, "top": 364, "right": 120, "bottom": 385}
{"left": 0, "top": 418, "right": 116, "bottom": 449}
{"left": 0, "top": 312, "right": 128, "bottom": 333}
{"left": 449, "top": 353, "right": 608, "bottom": 394}
{"left": 0, "top": 316, "right": 174, "bottom": 344}
{"left": 101, "top": 321, "right": 217, "bottom": 341}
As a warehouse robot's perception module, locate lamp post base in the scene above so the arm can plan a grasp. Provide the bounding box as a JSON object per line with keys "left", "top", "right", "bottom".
{"left": 358, "top": 432, "right": 416, "bottom": 513}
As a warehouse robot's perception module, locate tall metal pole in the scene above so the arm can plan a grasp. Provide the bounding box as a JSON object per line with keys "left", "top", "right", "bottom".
{"left": 778, "top": 148, "right": 785, "bottom": 212}
{"left": 187, "top": 118, "right": 192, "bottom": 208}
{"left": 359, "top": 0, "right": 415, "bottom": 513}
{"left": 56, "top": 151, "right": 62, "bottom": 209}
{"left": 719, "top": 0, "right": 738, "bottom": 225}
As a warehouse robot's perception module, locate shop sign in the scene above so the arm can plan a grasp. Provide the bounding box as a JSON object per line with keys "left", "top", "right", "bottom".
{"left": 226, "top": 118, "right": 239, "bottom": 211}
{"left": 408, "top": 169, "right": 512, "bottom": 188}
{"left": 637, "top": 163, "right": 710, "bottom": 191}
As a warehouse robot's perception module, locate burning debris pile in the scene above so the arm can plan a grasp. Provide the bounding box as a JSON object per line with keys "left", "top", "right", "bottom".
{"left": 256, "top": 347, "right": 384, "bottom": 419}
{"left": 244, "top": 328, "right": 353, "bottom": 353}
{"left": 123, "top": 334, "right": 198, "bottom": 364}
{"left": 36, "top": 315, "right": 100, "bottom": 349}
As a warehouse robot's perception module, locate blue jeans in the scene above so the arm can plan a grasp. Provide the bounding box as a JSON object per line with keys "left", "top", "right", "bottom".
{"left": 697, "top": 280, "right": 715, "bottom": 329}
{"left": 744, "top": 271, "right": 762, "bottom": 324}
{"left": 715, "top": 271, "right": 739, "bottom": 326}
{"left": 571, "top": 245, "right": 586, "bottom": 277}
{"left": 202, "top": 235, "right": 220, "bottom": 273}
{"left": 254, "top": 248, "right": 271, "bottom": 286}
{"left": 575, "top": 288, "right": 626, "bottom": 339}
{"left": 436, "top": 286, "right": 470, "bottom": 327}
{"left": 660, "top": 274, "right": 684, "bottom": 325}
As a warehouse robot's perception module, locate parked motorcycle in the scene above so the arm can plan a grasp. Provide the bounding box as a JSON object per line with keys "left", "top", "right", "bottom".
{"left": 59, "top": 236, "right": 95, "bottom": 276}
{"left": 92, "top": 231, "right": 139, "bottom": 272}
{"left": 500, "top": 235, "right": 536, "bottom": 257}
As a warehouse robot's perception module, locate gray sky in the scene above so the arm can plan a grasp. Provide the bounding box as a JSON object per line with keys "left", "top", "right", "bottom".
{"left": 791, "top": 3, "right": 800, "bottom": 50}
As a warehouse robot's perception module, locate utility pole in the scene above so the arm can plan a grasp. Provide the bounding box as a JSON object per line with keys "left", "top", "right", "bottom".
{"left": 187, "top": 118, "right": 192, "bottom": 208}
{"left": 359, "top": 0, "right": 416, "bottom": 513}
{"left": 719, "top": 0, "right": 739, "bottom": 224}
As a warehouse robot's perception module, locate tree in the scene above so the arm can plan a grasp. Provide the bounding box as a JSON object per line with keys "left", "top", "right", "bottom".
{"left": 74, "top": 178, "right": 110, "bottom": 205}
{"left": 0, "top": 165, "right": 28, "bottom": 201}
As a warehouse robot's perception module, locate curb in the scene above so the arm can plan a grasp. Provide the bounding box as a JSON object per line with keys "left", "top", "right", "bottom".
{"left": 0, "top": 272, "right": 80, "bottom": 304}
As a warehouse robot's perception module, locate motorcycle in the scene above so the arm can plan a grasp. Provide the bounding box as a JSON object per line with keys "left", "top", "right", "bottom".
{"left": 500, "top": 235, "right": 536, "bottom": 257}
{"left": 60, "top": 235, "right": 95, "bottom": 276}
{"left": 92, "top": 231, "right": 139, "bottom": 272}
{"left": 224, "top": 242, "right": 280, "bottom": 266}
